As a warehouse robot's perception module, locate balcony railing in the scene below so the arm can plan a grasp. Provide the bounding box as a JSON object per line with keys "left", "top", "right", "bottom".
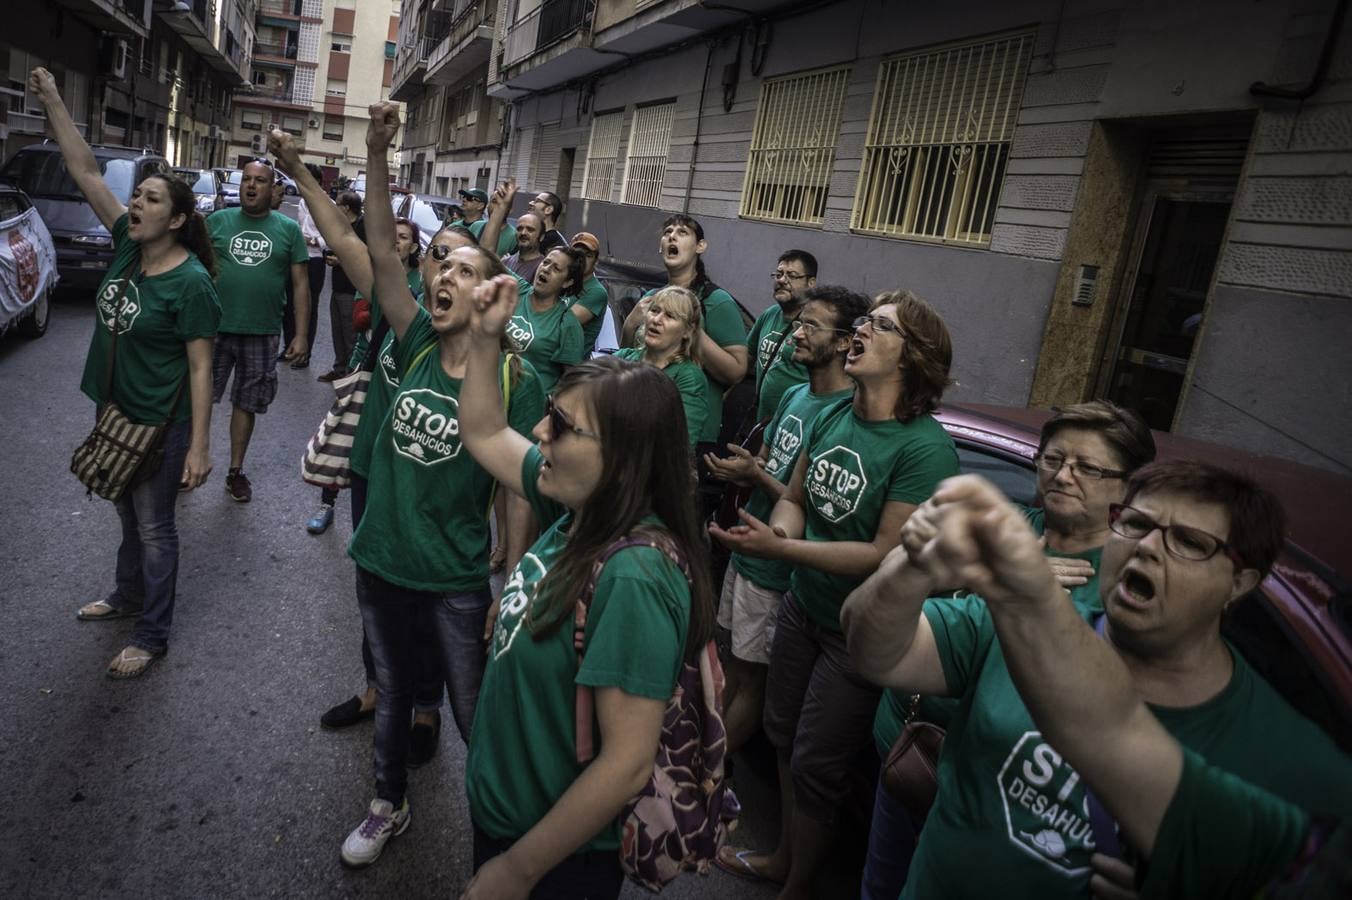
{"left": 254, "top": 41, "right": 299, "bottom": 60}
{"left": 392, "top": 35, "right": 434, "bottom": 82}
{"left": 503, "top": 0, "right": 588, "bottom": 68}
{"left": 258, "top": 0, "right": 301, "bottom": 18}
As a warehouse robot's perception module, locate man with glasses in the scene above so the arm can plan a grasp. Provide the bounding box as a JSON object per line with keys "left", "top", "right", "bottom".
{"left": 704, "top": 286, "right": 869, "bottom": 758}
{"left": 527, "top": 190, "right": 567, "bottom": 254}
{"left": 841, "top": 457, "right": 1352, "bottom": 899}
{"left": 455, "top": 187, "right": 518, "bottom": 257}
{"left": 567, "top": 231, "right": 609, "bottom": 352}
{"left": 746, "top": 250, "right": 818, "bottom": 423}
{"left": 207, "top": 158, "right": 310, "bottom": 502}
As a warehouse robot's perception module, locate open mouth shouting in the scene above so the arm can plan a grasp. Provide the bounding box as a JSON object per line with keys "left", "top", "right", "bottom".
{"left": 1115, "top": 566, "right": 1157, "bottom": 611}
{"left": 432, "top": 287, "right": 453, "bottom": 313}
{"left": 845, "top": 336, "right": 866, "bottom": 366}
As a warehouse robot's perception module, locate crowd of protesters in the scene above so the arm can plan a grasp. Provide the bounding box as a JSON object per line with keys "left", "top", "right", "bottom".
{"left": 32, "top": 62, "right": 1350, "bottom": 900}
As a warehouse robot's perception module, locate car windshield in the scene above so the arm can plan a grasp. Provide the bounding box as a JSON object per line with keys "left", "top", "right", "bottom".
{"left": 1, "top": 153, "right": 138, "bottom": 202}
{"left": 177, "top": 170, "right": 215, "bottom": 193}
{"left": 226, "top": 171, "right": 244, "bottom": 186}
{"left": 407, "top": 199, "right": 447, "bottom": 236}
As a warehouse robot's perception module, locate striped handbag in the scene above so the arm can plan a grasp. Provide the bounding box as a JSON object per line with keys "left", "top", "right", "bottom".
{"left": 300, "top": 364, "right": 376, "bottom": 488}
{"left": 70, "top": 272, "right": 183, "bottom": 501}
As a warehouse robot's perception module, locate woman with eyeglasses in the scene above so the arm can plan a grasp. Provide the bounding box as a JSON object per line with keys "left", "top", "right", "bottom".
{"left": 453, "top": 273, "right": 716, "bottom": 900}
{"left": 613, "top": 286, "right": 708, "bottom": 451}
{"left": 321, "top": 105, "right": 546, "bottom": 871}
{"left": 842, "top": 454, "right": 1352, "bottom": 900}
{"left": 857, "top": 399, "right": 1155, "bottom": 900}
{"left": 708, "top": 291, "right": 960, "bottom": 895}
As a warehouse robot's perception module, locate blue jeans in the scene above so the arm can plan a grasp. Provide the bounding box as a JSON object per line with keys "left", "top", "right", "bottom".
{"left": 356, "top": 566, "right": 490, "bottom": 805}
{"left": 349, "top": 475, "right": 446, "bottom": 711}
{"left": 861, "top": 770, "right": 921, "bottom": 900}
{"left": 108, "top": 418, "right": 192, "bottom": 655}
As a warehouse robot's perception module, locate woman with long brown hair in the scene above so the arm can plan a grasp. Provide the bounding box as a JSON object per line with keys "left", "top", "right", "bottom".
{"left": 30, "top": 67, "right": 221, "bottom": 680}
{"left": 454, "top": 272, "right": 716, "bottom": 899}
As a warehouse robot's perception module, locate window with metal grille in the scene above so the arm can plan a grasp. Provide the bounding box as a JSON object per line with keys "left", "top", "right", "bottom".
{"left": 620, "top": 102, "right": 675, "bottom": 208}
{"left": 740, "top": 66, "right": 849, "bottom": 226}
{"left": 852, "top": 31, "right": 1033, "bottom": 245}
{"left": 581, "top": 111, "right": 622, "bottom": 201}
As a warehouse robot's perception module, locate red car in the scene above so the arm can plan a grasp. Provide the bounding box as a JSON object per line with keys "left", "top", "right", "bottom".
{"left": 936, "top": 403, "right": 1352, "bottom": 753}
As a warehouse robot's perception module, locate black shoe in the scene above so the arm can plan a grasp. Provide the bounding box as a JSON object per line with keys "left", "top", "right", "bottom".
{"left": 321, "top": 695, "right": 374, "bottom": 729}
{"left": 407, "top": 711, "right": 441, "bottom": 768}
{"left": 289, "top": 358, "right": 310, "bottom": 370}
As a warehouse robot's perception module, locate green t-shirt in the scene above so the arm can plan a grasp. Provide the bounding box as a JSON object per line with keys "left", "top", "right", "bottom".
{"left": 641, "top": 285, "right": 748, "bottom": 443}
{"left": 348, "top": 276, "right": 425, "bottom": 478}
{"left": 901, "top": 596, "right": 1352, "bottom": 900}
{"left": 614, "top": 348, "right": 707, "bottom": 450}
{"left": 788, "top": 398, "right": 959, "bottom": 631}
{"left": 466, "top": 445, "right": 690, "bottom": 853}
{"left": 573, "top": 274, "right": 609, "bottom": 352}
{"left": 508, "top": 274, "right": 585, "bottom": 394}
{"left": 747, "top": 303, "right": 809, "bottom": 423}
{"left": 1140, "top": 749, "right": 1312, "bottom": 900}
{"left": 872, "top": 506, "right": 1104, "bottom": 755}
{"left": 79, "top": 214, "right": 221, "bottom": 425}
{"left": 467, "top": 218, "right": 518, "bottom": 257}
{"left": 731, "top": 382, "right": 853, "bottom": 594}
{"left": 347, "top": 308, "right": 545, "bottom": 591}
{"left": 206, "top": 208, "right": 307, "bottom": 334}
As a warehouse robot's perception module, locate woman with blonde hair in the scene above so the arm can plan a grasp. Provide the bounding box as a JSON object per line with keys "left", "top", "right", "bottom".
{"left": 614, "top": 286, "right": 708, "bottom": 450}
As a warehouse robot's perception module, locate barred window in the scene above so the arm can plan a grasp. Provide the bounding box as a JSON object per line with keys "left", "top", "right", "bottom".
{"left": 620, "top": 102, "right": 675, "bottom": 208}
{"left": 739, "top": 66, "right": 849, "bottom": 227}
{"left": 581, "top": 111, "right": 623, "bottom": 201}
{"left": 852, "top": 31, "right": 1033, "bottom": 245}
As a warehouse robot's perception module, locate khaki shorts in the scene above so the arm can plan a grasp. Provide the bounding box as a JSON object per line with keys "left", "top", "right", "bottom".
{"left": 715, "top": 566, "right": 783, "bottom": 665}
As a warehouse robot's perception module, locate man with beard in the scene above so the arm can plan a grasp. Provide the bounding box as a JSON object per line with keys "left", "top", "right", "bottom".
{"left": 747, "top": 250, "right": 818, "bottom": 423}
{"left": 207, "top": 159, "right": 310, "bottom": 502}
{"left": 527, "top": 190, "right": 567, "bottom": 253}
{"left": 456, "top": 187, "right": 517, "bottom": 256}
{"left": 502, "top": 212, "right": 544, "bottom": 282}
{"left": 703, "top": 286, "right": 868, "bottom": 755}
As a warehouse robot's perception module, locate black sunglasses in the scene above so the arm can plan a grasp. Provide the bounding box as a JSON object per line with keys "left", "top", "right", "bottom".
{"left": 429, "top": 243, "right": 456, "bottom": 261}
{"left": 545, "top": 397, "right": 600, "bottom": 441}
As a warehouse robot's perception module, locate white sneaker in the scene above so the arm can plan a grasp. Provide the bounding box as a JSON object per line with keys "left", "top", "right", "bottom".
{"left": 340, "top": 798, "right": 411, "bottom": 868}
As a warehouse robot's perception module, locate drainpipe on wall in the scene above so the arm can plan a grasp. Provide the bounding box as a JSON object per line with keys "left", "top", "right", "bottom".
{"left": 683, "top": 40, "right": 716, "bottom": 214}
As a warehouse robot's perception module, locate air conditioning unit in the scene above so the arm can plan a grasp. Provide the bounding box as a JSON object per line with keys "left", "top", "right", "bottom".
{"left": 209, "top": 125, "right": 223, "bottom": 140}
{"left": 102, "top": 38, "right": 130, "bottom": 81}
{"left": 308, "top": 117, "right": 321, "bottom": 129}
{"left": 250, "top": 133, "right": 266, "bottom": 153}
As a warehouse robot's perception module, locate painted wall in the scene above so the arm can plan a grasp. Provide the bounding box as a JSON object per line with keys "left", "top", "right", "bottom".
{"left": 501, "top": 0, "right": 1352, "bottom": 469}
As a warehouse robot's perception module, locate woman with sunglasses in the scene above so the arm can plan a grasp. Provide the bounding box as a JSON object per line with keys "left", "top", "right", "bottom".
{"left": 858, "top": 400, "right": 1155, "bottom": 900}
{"left": 323, "top": 105, "right": 546, "bottom": 870}
{"left": 708, "top": 291, "right": 960, "bottom": 896}
{"left": 453, "top": 273, "right": 716, "bottom": 900}
{"left": 614, "top": 286, "right": 708, "bottom": 451}
{"left": 842, "top": 458, "right": 1352, "bottom": 900}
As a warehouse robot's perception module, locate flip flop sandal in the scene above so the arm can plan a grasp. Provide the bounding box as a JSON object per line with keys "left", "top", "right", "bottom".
{"left": 714, "top": 847, "right": 785, "bottom": 886}
{"left": 77, "top": 599, "right": 143, "bottom": 622}
{"left": 105, "top": 648, "right": 163, "bottom": 680}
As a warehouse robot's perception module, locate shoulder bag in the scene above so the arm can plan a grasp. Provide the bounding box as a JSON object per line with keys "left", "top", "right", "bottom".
{"left": 70, "top": 271, "right": 186, "bottom": 501}
{"left": 880, "top": 693, "right": 946, "bottom": 823}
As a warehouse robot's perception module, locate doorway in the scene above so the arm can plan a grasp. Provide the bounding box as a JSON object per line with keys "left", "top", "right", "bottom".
{"left": 1102, "top": 194, "right": 1230, "bottom": 430}
{"left": 556, "top": 147, "right": 575, "bottom": 229}
{"left": 1097, "top": 122, "right": 1249, "bottom": 431}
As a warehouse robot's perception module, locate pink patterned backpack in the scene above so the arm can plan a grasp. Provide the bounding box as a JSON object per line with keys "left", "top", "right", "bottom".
{"left": 573, "top": 531, "right": 741, "bottom": 891}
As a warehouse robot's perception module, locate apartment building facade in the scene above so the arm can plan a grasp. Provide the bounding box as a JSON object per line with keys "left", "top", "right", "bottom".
{"left": 232, "top": 0, "right": 400, "bottom": 183}
{"left": 2, "top": 0, "right": 248, "bottom": 168}
{"left": 485, "top": 0, "right": 1352, "bottom": 473}
{"left": 389, "top": 0, "right": 509, "bottom": 197}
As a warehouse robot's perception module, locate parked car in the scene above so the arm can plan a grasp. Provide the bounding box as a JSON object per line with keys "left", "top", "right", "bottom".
{"left": 0, "top": 142, "right": 170, "bottom": 290}
{"left": 394, "top": 192, "right": 468, "bottom": 254}
{"left": 275, "top": 171, "right": 298, "bottom": 196}
{"left": 220, "top": 170, "right": 242, "bottom": 207}
{"left": 0, "top": 183, "right": 58, "bottom": 339}
{"left": 934, "top": 402, "right": 1352, "bottom": 753}
{"left": 174, "top": 167, "right": 223, "bottom": 214}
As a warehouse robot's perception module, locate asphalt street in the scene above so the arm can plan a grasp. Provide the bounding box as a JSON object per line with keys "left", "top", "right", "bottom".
{"left": 0, "top": 207, "right": 817, "bottom": 899}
